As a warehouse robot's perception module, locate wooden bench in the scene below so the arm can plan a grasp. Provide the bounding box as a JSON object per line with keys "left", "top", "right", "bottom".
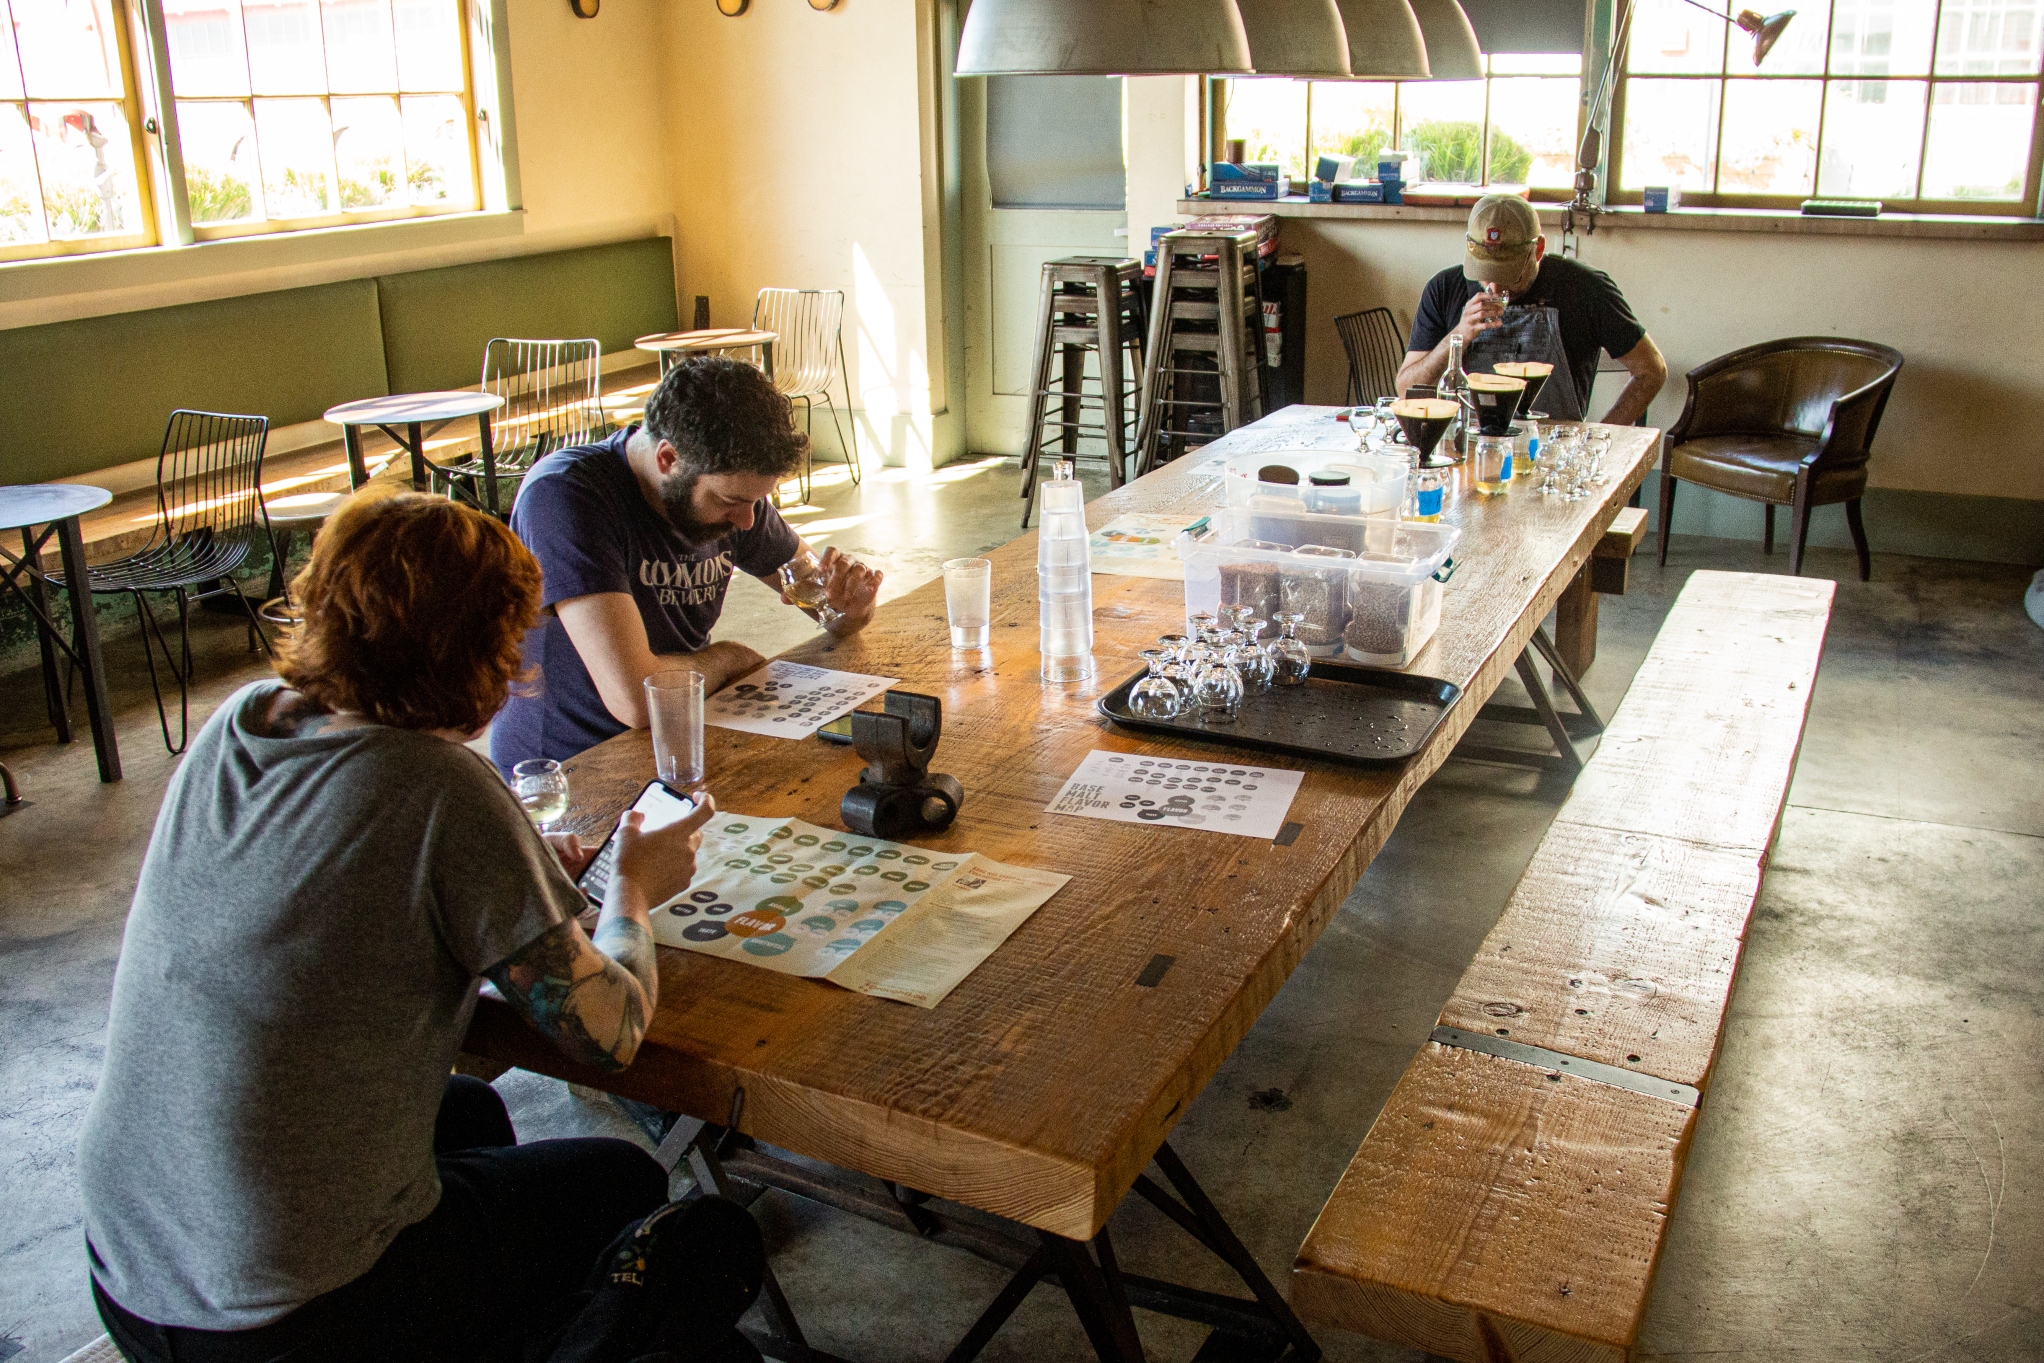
{"left": 1553, "top": 504, "right": 1649, "bottom": 679}
{"left": 1290, "top": 568, "right": 1835, "bottom": 1363}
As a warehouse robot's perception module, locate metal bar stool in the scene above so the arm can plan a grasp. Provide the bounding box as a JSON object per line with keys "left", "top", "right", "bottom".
{"left": 1134, "top": 230, "right": 1267, "bottom": 476}
{"left": 1017, "top": 256, "right": 1147, "bottom": 528}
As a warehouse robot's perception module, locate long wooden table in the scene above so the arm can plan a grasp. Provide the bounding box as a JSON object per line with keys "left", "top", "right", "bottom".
{"left": 464, "top": 406, "right": 1661, "bottom": 1350}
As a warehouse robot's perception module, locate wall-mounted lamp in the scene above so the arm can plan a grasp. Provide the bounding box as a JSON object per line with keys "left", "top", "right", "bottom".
{"left": 569, "top": 0, "right": 599, "bottom": 16}
{"left": 1572, "top": 0, "right": 1795, "bottom": 214}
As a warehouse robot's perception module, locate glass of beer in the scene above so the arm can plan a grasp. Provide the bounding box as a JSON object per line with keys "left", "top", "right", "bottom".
{"left": 1391, "top": 398, "right": 1459, "bottom": 467}
{"left": 1493, "top": 360, "right": 1554, "bottom": 420}
{"left": 1465, "top": 373, "right": 1526, "bottom": 438}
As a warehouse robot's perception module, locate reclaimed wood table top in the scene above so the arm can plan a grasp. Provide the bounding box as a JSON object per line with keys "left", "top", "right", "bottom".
{"left": 464, "top": 405, "right": 1663, "bottom": 1241}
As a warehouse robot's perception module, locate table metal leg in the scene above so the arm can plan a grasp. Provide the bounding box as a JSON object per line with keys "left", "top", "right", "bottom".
{"left": 343, "top": 424, "right": 368, "bottom": 489}
{"left": 476, "top": 412, "right": 501, "bottom": 516}
{"left": 762, "top": 339, "right": 776, "bottom": 384}
{"left": 407, "top": 422, "right": 427, "bottom": 490}
{"left": 55, "top": 515, "right": 119, "bottom": 783}
{"left": 22, "top": 527, "right": 70, "bottom": 742}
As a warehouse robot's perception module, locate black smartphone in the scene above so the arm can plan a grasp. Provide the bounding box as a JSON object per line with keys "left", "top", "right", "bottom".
{"left": 576, "top": 780, "right": 699, "bottom": 905}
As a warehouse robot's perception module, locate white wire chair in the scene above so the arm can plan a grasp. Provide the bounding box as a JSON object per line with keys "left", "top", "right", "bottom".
{"left": 752, "top": 288, "right": 862, "bottom": 501}
{"left": 438, "top": 338, "right": 604, "bottom": 516}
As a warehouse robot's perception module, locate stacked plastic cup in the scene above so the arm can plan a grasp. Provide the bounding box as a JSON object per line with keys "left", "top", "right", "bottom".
{"left": 1037, "top": 462, "right": 1095, "bottom": 681}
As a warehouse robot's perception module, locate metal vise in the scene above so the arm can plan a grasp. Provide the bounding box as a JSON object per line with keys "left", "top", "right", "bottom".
{"left": 840, "top": 691, "right": 964, "bottom": 840}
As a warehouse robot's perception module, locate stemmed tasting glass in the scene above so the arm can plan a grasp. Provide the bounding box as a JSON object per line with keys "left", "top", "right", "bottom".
{"left": 1192, "top": 646, "right": 1245, "bottom": 725}
{"left": 1129, "top": 649, "right": 1187, "bottom": 719}
{"left": 778, "top": 551, "right": 845, "bottom": 631}
{"left": 512, "top": 759, "right": 570, "bottom": 831}
{"left": 1269, "top": 613, "right": 1313, "bottom": 686}
{"left": 1230, "top": 619, "right": 1275, "bottom": 695}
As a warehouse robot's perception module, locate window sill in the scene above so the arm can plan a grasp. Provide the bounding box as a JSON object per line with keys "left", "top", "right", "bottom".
{"left": 1175, "top": 196, "right": 2044, "bottom": 242}
{"left": 0, "top": 210, "right": 528, "bottom": 326}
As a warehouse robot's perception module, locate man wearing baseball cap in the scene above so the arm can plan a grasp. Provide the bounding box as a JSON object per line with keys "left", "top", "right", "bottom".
{"left": 1395, "top": 194, "right": 1666, "bottom": 424}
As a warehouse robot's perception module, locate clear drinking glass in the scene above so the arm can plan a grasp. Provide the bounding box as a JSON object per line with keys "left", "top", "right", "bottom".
{"left": 779, "top": 551, "right": 845, "bottom": 631}
{"left": 1129, "top": 648, "right": 1187, "bottom": 719}
{"left": 513, "top": 759, "right": 569, "bottom": 831}
{"left": 1192, "top": 649, "right": 1245, "bottom": 724}
{"left": 1234, "top": 616, "right": 1276, "bottom": 694}
{"left": 942, "top": 556, "right": 992, "bottom": 648}
{"left": 1270, "top": 613, "right": 1313, "bottom": 686}
{"left": 643, "top": 670, "right": 705, "bottom": 790}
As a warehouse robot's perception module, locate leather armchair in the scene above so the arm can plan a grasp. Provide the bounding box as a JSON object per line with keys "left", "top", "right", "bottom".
{"left": 1658, "top": 337, "right": 1903, "bottom": 579}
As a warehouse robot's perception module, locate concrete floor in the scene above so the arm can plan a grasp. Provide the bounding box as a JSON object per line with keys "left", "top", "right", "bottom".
{"left": 2, "top": 458, "right": 2040, "bottom": 1363}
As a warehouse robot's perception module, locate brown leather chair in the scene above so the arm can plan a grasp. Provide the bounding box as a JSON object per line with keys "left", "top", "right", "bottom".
{"left": 1658, "top": 336, "right": 1903, "bottom": 580}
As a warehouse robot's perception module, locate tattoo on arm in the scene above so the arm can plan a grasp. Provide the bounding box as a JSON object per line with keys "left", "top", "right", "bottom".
{"left": 486, "top": 920, "right": 652, "bottom": 1072}
{"left": 593, "top": 916, "right": 657, "bottom": 995}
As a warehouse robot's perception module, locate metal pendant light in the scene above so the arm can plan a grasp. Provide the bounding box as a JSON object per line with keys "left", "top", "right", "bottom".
{"left": 956, "top": 0, "right": 1255, "bottom": 76}
{"left": 1406, "top": 0, "right": 1484, "bottom": 79}
{"left": 1237, "top": 0, "right": 1352, "bottom": 78}
{"left": 1333, "top": 0, "right": 1430, "bottom": 78}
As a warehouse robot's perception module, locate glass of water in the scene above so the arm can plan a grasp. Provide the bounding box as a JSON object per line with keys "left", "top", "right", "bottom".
{"left": 644, "top": 670, "right": 705, "bottom": 790}
{"left": 942, "top": 557, "right": 992, "bottom": 648}
{"left": 513, "top": 759, "right": 569, "bottom": 831}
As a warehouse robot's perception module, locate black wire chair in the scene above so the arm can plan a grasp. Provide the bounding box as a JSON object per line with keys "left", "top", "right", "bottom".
{"left": 437, "top": 338, "right": 605, "bottom": 517}
{"left": 1334, "top": 307, "right": 1408, "bottom": 406}
{"left": 54, "top": 410, "right": 276, "bottom": 754}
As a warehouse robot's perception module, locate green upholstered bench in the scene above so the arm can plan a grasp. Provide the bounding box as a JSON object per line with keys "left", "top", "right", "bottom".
{"left": 0, "top": 236, "right": 678, "bottom": 489}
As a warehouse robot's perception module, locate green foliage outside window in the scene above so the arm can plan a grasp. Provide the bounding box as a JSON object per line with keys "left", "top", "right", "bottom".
{"left": 1407, "top": 121, "right": 1534, "bottom": 185}
{"left": 185, "top": 164, "right": 253, "bottom": 223}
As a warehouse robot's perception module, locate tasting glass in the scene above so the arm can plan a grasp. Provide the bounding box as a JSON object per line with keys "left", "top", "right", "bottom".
{"left": 644, "top": 670, "right": 705, "bottom": 790}
{"left": 1235, "top": 615, "right": 1275, "bottom": 694}
{"left": 1269, "top": 613, "right": 1313, "bottom": 686}
{"left": 1192, "top": 647, "right": 1245, "bottom": 724}
{"left": 1129, "top": 648, "right": 1187, "bottom": 719}
{"left": 513, "top": 759, "right": 569, "bottom": 831}
{"left": 942, "top": 557, "right": 992, "bottom": 648}
{"left": 779, "top": 551, "right": 845, "bottom": 631}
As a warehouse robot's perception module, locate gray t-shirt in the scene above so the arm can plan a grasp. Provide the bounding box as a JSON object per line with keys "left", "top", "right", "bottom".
{"left": 78, "top": 682, "right": 585, "bottom": 1329}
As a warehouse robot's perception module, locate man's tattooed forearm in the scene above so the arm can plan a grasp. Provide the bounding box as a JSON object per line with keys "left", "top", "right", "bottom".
{"left": 593, "top": 917, "right": 656, "bottom": 985}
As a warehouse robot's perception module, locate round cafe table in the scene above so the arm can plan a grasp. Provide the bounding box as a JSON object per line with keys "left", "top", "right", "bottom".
{"left": 635, "top": 328, "right": 777, "bottom": 380}
{"left": 324, "top": 390, "right": 508, "bottom": 513}
{"left": 0, "top": 483, "right": 120, "bottom": 783}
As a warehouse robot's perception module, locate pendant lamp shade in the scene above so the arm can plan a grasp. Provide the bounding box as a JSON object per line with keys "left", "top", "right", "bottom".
{"left": 1237, "top": 0, "right": 1353, "bottom": 77}
{"left": 1333, "top": 0, "right": 1430, "bottom": 77}
{"left": 1736, "top": 8, "right": 1795, "bottom": 64}
{"left": 1406, "top": 0, "right": 1484, "bottom": 79}
{"left": 956, "top": 0, "right": 1255, "bottom": 76}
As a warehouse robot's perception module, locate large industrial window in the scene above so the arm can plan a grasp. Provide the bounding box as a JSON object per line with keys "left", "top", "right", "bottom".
{"left": 1, "top": 0, "right": 156, "bottom": 259}
{"left": 165, "top": 0, "right": 477, "bottom": 235}
{"left": 1217, "top": 58, "right": 1587, "bottom": 197}
{"left": 1, "top": 0, "right": 484, "bottom": 263}
{"left": 1613, "top": 0, "right": 2044, "bottom": 211}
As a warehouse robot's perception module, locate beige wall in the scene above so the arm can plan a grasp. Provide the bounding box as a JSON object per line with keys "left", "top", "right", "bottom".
{"left": 1281, "top": 215, "right": 2039, "bottom": 503}
{"left": 660, "top": 0, "right": 952, "bottom": 470}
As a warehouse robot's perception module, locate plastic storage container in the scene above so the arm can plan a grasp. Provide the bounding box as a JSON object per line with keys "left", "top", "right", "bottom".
{"left": 1180, "top": 515, "right": 1459, "bottom": 668}
{"left": 1221, "top": 451, "right": 1406, "bottom": 518}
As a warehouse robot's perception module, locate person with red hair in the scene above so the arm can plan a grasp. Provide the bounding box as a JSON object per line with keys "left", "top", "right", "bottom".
{"left": 77, "top": 493, "right": 765, "bottom": 1363}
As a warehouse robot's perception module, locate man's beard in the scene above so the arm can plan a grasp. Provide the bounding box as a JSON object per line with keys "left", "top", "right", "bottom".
{"left": 657, "top": 465, "right": 732, "bottom": 543}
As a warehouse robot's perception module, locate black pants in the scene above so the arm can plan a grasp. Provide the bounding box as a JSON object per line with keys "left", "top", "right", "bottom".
{"left": 94, "top": 1076, "right": 758, "bottom": 1363}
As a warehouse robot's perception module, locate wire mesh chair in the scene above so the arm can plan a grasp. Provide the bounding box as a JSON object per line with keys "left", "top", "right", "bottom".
{"left": 437, "top": 338, "right": 604, "bottom": 516}
{"left": 752, "top": 289, "right": 861, "bottom": 502}
{"left": 52, "top": 410, "right": 275, "bottom": 754}
{"left": 1335, "top": 307, "right": 1408, "bottom": 406}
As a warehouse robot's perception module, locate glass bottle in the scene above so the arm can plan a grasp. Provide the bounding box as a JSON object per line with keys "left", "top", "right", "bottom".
{"left": 1269, "top": 613, "right": 1313, "bottom": 687}
{"left": 1412, "top": 465, "right": 1447, "bottom": 522}
{"left": 1440, "top": 333, "right": 1471, "bottom": 459}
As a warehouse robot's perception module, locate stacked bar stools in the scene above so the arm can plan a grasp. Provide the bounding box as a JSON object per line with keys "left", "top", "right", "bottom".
{"left": 1134, "top": 228, "right": 1267, "bottom": 474}
{"left": 1017, "top": 256, "right": 1147, "bottom": 528}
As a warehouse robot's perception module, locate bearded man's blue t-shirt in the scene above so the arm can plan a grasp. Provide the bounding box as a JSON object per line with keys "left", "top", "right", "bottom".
{"left": 491, "top": 428, "right": 798, "bottom": 774}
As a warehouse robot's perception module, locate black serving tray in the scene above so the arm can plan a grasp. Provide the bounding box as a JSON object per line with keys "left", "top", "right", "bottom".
{"left": 1097, "top": 660, "right": 1462, "bottom": 768}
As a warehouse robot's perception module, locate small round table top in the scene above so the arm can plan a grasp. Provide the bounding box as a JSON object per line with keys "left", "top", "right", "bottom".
{"left": 635, "top": 328, "right": 778, "bottom": 354}
{"left": 0, "top": 483, "right": 113, "bottom": 533}
{"left": 324, "top": 390, "right": 505, "bottom": 425}
{"left": 265, "top": 490, "right": 349, "bottom": 525}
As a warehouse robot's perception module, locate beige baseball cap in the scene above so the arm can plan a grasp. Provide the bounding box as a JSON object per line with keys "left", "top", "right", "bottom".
{"left": 1464, "top": 194, "right": 1541, "bottom": 283}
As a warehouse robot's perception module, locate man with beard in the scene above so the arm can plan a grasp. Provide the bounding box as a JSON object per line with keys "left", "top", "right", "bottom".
{"left": 491, "top": 356, "right": 881, "bottom": 775}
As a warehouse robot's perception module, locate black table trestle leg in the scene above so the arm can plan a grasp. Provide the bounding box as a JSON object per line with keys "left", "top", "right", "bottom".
{"left": 1461, "top": 624, "right": 1607, "bottom": 777}
{"left": 1527, "top": 623, "right": 1604, "bottom": 732}
{"left": 1150, "top": 1144, "right": 1320, "bottom": 1362}
{"left": 407, "top": 421, "right": 427, "bottom": 490}
{"left": 650, "top": 1115, "right": 844, "bottom": 1363}
{"left": 942, "top": 1242, "right": 1056, "bottom": 1363}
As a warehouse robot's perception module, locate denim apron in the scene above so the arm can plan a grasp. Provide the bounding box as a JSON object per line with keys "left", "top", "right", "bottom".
{"left": 1465, "top": 304, "right": 1583, "bottom": 421}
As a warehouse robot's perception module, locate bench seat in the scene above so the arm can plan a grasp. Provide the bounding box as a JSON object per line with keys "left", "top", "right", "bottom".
{"left": 1291, "top": 569, "right": 1836, "bottom": 1363}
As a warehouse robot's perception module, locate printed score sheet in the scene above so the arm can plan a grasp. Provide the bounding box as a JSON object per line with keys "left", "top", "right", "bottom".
{"left": 648, "top": 813, "right": 1069, "bottom": 1008}
{"left": 704, "top": 660, "right": 895, "bottom": 739}
{"left": 1046, "top": 750, "right": 1305, "bottom": 840}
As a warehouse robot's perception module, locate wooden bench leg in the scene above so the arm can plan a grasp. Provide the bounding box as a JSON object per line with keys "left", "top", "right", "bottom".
{"left": 1553, "top": 563, "right": 1599, "bottom": 680}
